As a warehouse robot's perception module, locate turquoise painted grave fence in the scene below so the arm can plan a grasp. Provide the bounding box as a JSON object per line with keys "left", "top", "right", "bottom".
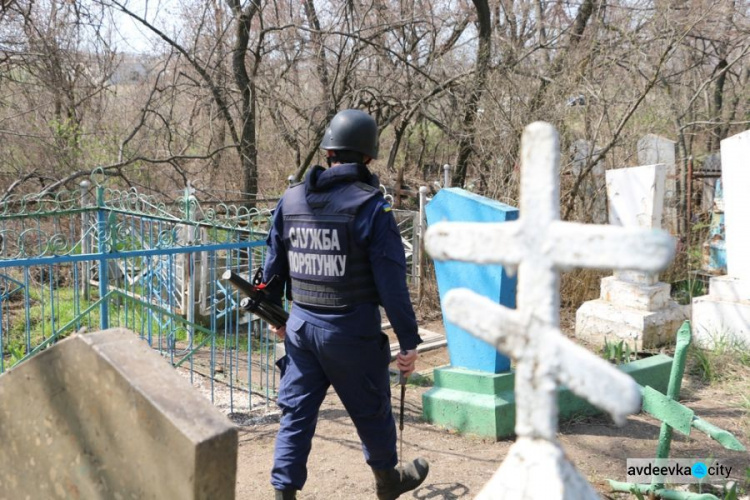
{"left": 0, "top": 178, "right": 281, "bottom": 417}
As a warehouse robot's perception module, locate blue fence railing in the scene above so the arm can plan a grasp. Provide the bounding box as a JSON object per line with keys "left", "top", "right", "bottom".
{"left": 0, "top": 181, "right": 282, "bottom": 416}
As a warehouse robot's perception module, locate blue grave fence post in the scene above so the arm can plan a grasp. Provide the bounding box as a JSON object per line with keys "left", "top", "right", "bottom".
{"left": 97, "top": 186, "right": 109, "bottom": 330}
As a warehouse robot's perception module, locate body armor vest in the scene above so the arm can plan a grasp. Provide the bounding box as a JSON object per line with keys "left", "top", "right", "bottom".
{"left": 282, "top": 175, "right": 382, "bottom": 309}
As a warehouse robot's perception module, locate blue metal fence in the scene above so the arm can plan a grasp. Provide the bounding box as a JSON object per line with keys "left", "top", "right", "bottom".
{"left": 0, "top": 179, "right": 281, "bottom": 416}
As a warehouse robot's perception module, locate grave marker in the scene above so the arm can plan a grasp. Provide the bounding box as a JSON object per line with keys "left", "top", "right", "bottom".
{"left": 693, "top": 129, "right": 750, "bottom": 348}
{"left": 637, "top": 134, "right": 678, "bottom": 235}
{"left": 701, "top": 178, "right": 726, "bottom": 274}
{"left": 421, "top": 189, "right": 518, "bottom": 438}
{"left": 0, "top": 329, "right": 238, "bottom": 499}
{"left": 424, "top": 188, "right": 518, "bottom": 372}
{"left": 576, "top": 164, "right": 688, "bottom": 347}
{"left": 426, "top": 122, "right": 675, "bottom": 498}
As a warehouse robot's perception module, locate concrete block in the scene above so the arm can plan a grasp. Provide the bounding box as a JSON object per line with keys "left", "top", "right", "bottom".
{"left": 600, "top": 276, "right": 671, "bottom": 311}
{"left": 614, "top": 270, "right": 659, "bottom": 286}
{"left": 422, "top": 355, "right": 673, "bottom": 440}
{"left": 707, "top": 275, "right": 750, "bottom": 303}
{"left": 0, "top": 329, "right": 238, "bottom": 500}
{"left": 692, "top": 295, "right": 750, "bottom": 349}
{"left": 422, "top": 368, "right": 516, "bottom": 438}
{"left": 576, "top": 299, "right": 688, "bottom": 348}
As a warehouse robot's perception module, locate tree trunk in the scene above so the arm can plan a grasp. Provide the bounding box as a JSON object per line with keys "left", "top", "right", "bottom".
{"left": 452, "top": 0, "right": 492, "bottom": 188}
{"left": 228, "top": 0, "right": 260, "bottom": 206}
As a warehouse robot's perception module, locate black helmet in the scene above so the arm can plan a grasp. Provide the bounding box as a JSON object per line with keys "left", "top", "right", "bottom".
{"left": 320, "top": 109, "right": 379, "bottom": 159}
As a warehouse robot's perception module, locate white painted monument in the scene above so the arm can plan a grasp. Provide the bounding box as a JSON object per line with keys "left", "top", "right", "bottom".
{"left": 576, "top": 164, "right": 688, "bottom": 348}
{"left": 637, "top": 134, "right": 678, "bottom": 235}
{"left": 693, "top": 130, "right": 750, "bottom": 348}
{"left": 425, "top": 122, "right": 675, "bottom": 499}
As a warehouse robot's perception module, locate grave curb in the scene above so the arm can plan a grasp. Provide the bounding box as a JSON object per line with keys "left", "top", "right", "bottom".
{"left": 422, "top": 354, "right": 673, "bottom": 439}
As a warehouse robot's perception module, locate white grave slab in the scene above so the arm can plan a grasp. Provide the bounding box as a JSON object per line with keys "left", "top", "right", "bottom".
{"left": 606, "top": 164, "right": 665, "bottom": 230}
{"left": 693, "top": 130, "right": 750, "bottom": 348}
{"left": 425, "top": 122, "right": 675, "bottom": 499}
{"left": 721, "top": 131, "right": 750, "bottom": 281}
{"left": 576, "top": 164, "right": 687, "bottom": 348}
{"left": 637, "top": 134, "right": 678, "bottom": 235}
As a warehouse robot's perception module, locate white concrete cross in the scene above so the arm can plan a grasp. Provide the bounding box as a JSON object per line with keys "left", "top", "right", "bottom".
{"left": 425, "top": 122, "right": 676, "bottom": 499}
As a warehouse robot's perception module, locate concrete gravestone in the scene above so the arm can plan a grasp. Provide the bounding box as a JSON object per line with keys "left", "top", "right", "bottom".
{"left": 576, "top": 164, "right": 687, "bottom": 347}
{"left": 693, "top": 130, "right": 750, "bottom": 348}
{"left": 637, "top": 134, "right": 678, "bottom": 235}
{"left": 0, "top": 329, "right": 237, "bottom": 499}
{"left": 421, "top": 189, "right": 518, "bottom": 438}
{"left": 424, "top": 188, "right": 518, "bottom": 372}
{"left": 426, "top": 122, "right": 675, "bottom": 499}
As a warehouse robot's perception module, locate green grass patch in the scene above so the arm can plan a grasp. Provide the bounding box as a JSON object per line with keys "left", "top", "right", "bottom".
{"left": 688, "top": 332, "right": 750, "bottom": 385}
{"left": 601, "top": 338, "right": 637, "bottom": 365}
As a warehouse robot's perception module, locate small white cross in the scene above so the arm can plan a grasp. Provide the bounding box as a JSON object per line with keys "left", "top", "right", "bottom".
{"left": 425, "top": 122, "right": 675, "bottom": 499}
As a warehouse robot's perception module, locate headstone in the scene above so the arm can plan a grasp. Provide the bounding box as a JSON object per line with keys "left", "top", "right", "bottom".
{"left": 576, "top": 164, "right": 688, "bottom": 347}
{"left": 637, "top": 134, "right": 678, "bottom": 235}
{"left": 425, "top": 122, "right": 675, "bottom": 499}
{"left": 570, "top": 140, "right": 607, "bottom": 224}
{"left": 0, "top": 329, "right": 238, "bottom": 499}
{"left": 425, "top": 188, "right": 518, "bottom": 372}
{"left": 693, "top": 130, "right": 750, "bottom": 348}
{"left": 421, "top": 189, "right": 518, "bottom": 438}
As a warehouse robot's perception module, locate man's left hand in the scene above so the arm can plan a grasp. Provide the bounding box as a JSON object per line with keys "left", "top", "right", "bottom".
{"left": 270, "top": 325, "right": 286, "bottom": 340}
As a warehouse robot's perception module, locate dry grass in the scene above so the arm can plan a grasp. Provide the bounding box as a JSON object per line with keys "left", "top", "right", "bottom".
{"left": 415, "top": 258, "right": 442, "bottom": 322}
{"left": 560, "top": 268, "right": 608, "bottom": 311}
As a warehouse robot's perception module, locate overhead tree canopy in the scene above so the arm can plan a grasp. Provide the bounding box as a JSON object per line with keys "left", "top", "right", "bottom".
{"left": 0, "top": 0, "right": 748, "bottom": 214}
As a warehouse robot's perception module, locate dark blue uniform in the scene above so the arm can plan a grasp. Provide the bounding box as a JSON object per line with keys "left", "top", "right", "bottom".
{"left": 264, "top": 163, "right": 422, "bottom": 491}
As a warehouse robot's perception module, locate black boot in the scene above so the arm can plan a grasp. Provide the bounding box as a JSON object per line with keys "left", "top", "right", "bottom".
{"left": 372, "top": 458, "right": 429, "bottom": 500}
{"left": 274, "top": 489, "right": 297, "bottom": 500}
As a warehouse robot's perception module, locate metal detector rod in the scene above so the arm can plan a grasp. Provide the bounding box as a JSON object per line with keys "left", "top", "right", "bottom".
{"left": 398, "top": 351, "right": 407, "bottom": 467}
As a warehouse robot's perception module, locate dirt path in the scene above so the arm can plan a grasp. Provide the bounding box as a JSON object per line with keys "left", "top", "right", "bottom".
{"left": 232, "top": 345, "right": 750, "bottom": 500}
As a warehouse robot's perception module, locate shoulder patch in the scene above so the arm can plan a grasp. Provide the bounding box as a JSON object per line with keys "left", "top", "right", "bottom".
{"left": 382, "top": 202, "right": 392, "bottom": 213}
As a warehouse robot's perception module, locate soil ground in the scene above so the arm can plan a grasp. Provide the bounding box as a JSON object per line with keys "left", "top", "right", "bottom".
{"left": 231, "top": 319, "right": 750, "bottom": 500}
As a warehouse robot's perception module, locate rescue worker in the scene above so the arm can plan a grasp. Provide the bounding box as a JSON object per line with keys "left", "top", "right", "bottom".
{"left": 263, "top": 109, "right": 429, "bottom": 500}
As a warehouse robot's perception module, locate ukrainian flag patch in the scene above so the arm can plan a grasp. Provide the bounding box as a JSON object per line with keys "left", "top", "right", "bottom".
{"left": 382, "top": 203, "right": 392, "bottom": 212}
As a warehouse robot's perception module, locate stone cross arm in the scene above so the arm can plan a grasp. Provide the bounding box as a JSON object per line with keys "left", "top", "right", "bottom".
{"left": 425, "top": 221, "right": 675, "bottom": 274}
{"left": 444, "top": 289, "right": 642, "bottom": 425}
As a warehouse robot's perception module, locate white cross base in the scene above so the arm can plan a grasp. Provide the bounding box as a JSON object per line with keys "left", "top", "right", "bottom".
{"left": 425, "top": 122, "right": 676, "bottom": 499}
{"left": 476, "top": 438, "right": 599, "bottom": 500}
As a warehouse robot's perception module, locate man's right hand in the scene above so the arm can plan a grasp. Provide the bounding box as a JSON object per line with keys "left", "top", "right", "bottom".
{"left": 270, "top": 325, "right": 286, "bottom": 340}
{"left": 396, "top": 349, "right": 418, "bottom": 379}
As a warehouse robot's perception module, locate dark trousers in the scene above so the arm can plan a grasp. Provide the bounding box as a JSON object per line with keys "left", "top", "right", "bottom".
{"left": 271, "top": 313, "right": 397, "bottom": 491}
